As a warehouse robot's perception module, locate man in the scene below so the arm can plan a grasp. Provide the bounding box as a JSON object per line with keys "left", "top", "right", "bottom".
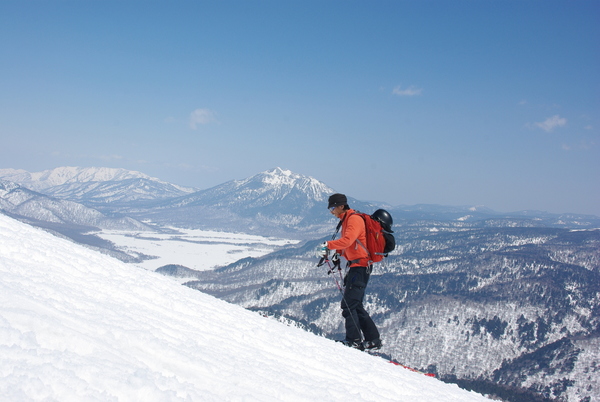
{"left": 317, "top": 193, "right": 382, "bottom": 350}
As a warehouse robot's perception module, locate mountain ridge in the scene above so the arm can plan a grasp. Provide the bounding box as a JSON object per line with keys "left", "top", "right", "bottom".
{"left": 2, "top": 166, "right": 598, "bottom": 236}
{"left": 0, "top": 179, "right": 149, "bottom": 231}
{"left": 0, "top": 166, "right": 197, "bottom": 202}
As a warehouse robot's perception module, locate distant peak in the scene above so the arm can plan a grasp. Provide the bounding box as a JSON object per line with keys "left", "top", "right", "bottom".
{"left": 266, "top": 167, "right": 292, "bottom": 176}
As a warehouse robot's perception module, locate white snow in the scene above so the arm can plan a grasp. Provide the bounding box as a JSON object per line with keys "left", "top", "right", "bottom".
{"left": 0, "top": 213, "right": 490, "bottom": 401}
{"left": 94, "top": 228, "right": 298, "bottom": 272}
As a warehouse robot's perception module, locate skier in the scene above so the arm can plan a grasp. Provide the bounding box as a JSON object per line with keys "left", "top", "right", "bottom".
{"left": 317, "top": 193, "right": 382, "bottom": 350}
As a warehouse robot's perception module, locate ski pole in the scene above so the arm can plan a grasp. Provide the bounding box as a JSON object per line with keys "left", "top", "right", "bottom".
{"left": 327, "top": 256, "right": 344, "bottom": 292}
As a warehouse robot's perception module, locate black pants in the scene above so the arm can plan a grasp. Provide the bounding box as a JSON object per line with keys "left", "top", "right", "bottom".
{"left": 341, "top": 266, "right": 380, "bottom": 342}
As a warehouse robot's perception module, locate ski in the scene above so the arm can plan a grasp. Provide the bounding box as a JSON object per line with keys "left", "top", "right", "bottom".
{"left": 334, "top": 339, "right": 436, "bottom": 377}
{"left": 366, "top": 350, "right": 436, "bottom": 377}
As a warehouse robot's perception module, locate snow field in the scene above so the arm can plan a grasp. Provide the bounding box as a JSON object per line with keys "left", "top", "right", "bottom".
{"left": 95, "top": 228, "right": 298, "bottom": 272}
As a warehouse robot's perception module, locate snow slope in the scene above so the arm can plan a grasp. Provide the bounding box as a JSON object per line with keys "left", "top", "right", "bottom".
{"left": 0, "top": 213, "right": 489, "bottom": 401}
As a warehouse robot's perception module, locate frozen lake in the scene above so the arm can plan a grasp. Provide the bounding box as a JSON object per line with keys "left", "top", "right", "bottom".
{"left": 94, "top": 227, "right": 299, "bottom": 273}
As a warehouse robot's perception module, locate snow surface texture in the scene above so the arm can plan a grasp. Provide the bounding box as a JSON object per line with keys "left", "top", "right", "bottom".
{"left": 0, "top": 213, "right": 489, "bottom": 401}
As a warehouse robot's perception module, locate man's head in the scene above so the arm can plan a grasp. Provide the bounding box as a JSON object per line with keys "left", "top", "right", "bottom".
{"left": 328, "top": 193, "right": 349, "bottom": 218}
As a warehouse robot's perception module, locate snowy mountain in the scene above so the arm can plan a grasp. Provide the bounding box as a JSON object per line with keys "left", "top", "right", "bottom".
{"left": 123, "top": 167, "right": 353, "bottom": 237}
{"left": 179, "top": 226, "right": 600, "bottom": 402}
{"left": 0, "top": 179, "right": 149, "bottom": 231}
{"left": 173, "top": 167, "right": 333, "bottom": 209}
{"left": 0, "top": 213, "right": 490, "bottom": 401}
{"left": 2, "top": 166, "right": 598, "bottom": 237}
{"left": 0, "top": 166, "right": 152, "bottom": 190}
{"left": 0, "top": 166, "right": 197, "bottom": 206}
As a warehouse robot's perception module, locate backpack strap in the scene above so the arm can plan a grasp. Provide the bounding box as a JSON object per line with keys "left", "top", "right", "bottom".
{"left": 350, "top": 238, "right": 373, "bottom": 267}
{"left": 332, "top": 211, "right": 353, "bottom": 238}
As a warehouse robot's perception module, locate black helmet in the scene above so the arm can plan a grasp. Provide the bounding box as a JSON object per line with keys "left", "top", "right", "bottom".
{"left": 371, "top": 209, "right": 394, "bottom": 233}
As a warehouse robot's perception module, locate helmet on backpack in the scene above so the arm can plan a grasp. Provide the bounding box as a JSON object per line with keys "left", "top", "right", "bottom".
{"left": 371, "top": 209, "right": 394, "bottom": 233}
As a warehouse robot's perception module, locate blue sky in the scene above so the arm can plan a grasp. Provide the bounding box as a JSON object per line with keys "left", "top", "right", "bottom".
{"left": 1, "top": 1, "right": 598, "bottom": 215}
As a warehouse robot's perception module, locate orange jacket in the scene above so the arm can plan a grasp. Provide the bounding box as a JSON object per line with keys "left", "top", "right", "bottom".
{"left": 326, "top": 209, "right": 369, "bottom": 267}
